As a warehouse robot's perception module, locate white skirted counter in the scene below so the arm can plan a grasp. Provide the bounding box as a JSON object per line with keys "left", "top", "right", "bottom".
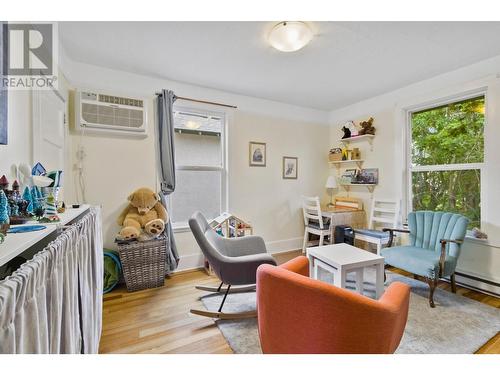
{"left": 0, "top": 205, "right": 103, "bottom": 354}
{"left": 0, "top": 205, "right": 91, "bottom": 268}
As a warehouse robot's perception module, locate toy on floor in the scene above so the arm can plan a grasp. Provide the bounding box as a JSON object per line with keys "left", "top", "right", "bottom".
{"left": 116, "top": 187, "right": 169, "bottom": 242}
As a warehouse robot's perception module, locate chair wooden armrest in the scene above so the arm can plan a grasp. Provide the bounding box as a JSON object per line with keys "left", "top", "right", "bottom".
{"left": 438, "top": 239, "right": 464, "bottom": 277}
{"left": 382, "top": 228, "right": 411, "bottom": 247}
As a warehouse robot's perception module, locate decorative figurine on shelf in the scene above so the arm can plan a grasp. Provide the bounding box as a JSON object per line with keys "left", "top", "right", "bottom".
{"left": 22, "top": 186, "right": 34, "bottom": 214}
{"left": 31, "top": 186, "right": 41, "bottom": 210}
{"left": 351, "top": 147, "right": 361, "bottom": 160}
{"left": 341, "top": 147, "right": 349, "bottom": 161}
{"left": 341, "top": 125, "right": 351, "bottom": 139}
{"left": 12, "top": 180, "right": 20, "bottom": 192}
{"left": 57, "top": 201, "right": 66, "bottom": 214}
{"left": 0, "top": 175, "right": 8, "bottom": 191}
{"left": 0, "top": 190, "right": 10, "bottom": 235}
{"left": 9, "top": 197, "right": 19, "bottom": 217}
{"left": 358, "top": 117, "right": 376, "bottom": 135}
{"left": 18, "top": 163, "right": 33, "bottom": 187}
{"left": 39, "top": 193, "right": 60, "bottom": 222}
{"left": 0, "top": 190, "right": 9, "bottom": 225}
{"left": 32, "top": 162, "right": 47, "bottom": 176}
{"left": 34, "top": 206, "right": 45, "bottom": 220}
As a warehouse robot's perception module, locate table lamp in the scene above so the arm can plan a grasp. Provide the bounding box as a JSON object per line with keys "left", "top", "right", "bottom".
{"left": 325, "top": 176, "right": 337, "bottom": 208}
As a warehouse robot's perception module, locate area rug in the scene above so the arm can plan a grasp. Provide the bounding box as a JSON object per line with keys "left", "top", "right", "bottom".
{"left": 201, "top": 269, "right": 500, "bottom": 354}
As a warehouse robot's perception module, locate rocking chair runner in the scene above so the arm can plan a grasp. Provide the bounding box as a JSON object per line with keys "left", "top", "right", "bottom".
{"left": 188, "top": 211, "right": 276, "bottom": 319}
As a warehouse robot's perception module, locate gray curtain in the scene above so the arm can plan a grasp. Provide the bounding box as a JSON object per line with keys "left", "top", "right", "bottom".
{"left": 0, "top": 207, "right": 103, "bottom": 354}
{"left": 156, "top": 89, "right": 180, "bottom": 272}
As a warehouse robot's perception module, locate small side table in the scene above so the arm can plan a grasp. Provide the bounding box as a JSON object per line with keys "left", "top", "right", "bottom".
{"left": 306, "top": 243, "right": 385, "bottom": 299}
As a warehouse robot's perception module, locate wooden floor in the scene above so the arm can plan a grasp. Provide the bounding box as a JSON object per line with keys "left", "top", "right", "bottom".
{"left": 100, "top": 250, "right": 500, "bottom": 354}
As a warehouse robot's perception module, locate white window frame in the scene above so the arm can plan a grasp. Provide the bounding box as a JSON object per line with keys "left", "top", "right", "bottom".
{"left": 168, "top": 105, "right": 228, "bottom": 232}
{"left": 404, "top": 89, "right": 487, "bottom": 227}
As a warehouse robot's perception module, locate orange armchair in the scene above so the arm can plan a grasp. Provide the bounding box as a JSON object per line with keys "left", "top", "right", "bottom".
{"left": 256, "top": 256, "right": 410, "bottom": 354}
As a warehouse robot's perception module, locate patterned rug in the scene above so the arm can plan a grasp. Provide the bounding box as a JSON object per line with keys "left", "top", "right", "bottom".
{"left": 201, "top": 269, "right": 500, "bottom": 353}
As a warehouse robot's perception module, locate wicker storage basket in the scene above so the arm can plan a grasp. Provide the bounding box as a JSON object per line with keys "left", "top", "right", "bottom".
{"left": 117, "top": 235, "right": 167, "bottom": 292}
{"left": 329, "top": 153, "right": 343, "bottom": 162}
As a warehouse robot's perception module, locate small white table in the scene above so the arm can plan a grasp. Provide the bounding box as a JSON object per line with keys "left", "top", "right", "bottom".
{"left": 306, "top": 243, "right": 385, "bottom": 299}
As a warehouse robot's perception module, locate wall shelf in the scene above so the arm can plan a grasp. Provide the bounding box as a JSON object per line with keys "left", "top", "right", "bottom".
{"left": 339, "top": 183, "right": 377, "bottom": 193}
{"left": 339, "top": 135, "right": 375, "bottom": 151}
{"left": 329, "top": 159, "right": 364, "bottom": 171}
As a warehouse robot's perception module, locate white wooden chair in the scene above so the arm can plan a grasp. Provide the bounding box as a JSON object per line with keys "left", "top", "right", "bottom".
{"left": 354, "top": 199, "right": 400, "bottom": 255}
{"left": 302, "top": 196, "right": 331, "bottom": 253}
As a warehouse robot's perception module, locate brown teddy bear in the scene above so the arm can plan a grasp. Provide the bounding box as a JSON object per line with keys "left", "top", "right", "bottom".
{"left": 116, "top": 187, "right": 169, "bottom": 241}
{"left": 358, "top": 117, "right": 376, "bottom": 135}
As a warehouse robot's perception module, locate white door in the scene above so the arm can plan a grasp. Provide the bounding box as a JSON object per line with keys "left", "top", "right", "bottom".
{"left": 32, "top": 88, "right": 67, "bottom": 194}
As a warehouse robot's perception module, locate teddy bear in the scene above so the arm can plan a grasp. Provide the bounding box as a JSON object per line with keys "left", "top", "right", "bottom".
{"left": 116, "top": 187, "right": 169, "bottom": 241}
{"left": 358, "top": 117, "right": 376, "bottom": 135}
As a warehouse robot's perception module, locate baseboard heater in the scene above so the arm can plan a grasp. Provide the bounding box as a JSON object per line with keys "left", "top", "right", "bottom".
{"left": 452, "top": 271, "right": 500, "bottom": 298}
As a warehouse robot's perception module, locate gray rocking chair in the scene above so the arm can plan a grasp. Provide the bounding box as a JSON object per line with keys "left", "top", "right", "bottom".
{"left": 188, "top": 211, "right": 276, "bottom": 319}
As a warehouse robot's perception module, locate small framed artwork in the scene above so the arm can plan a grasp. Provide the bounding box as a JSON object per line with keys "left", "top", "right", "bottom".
{"left": 249, "top": 141, "right": 266, "bottom": 167}
{"left": 339, "top": 168, "right": 357, "bottom": 184}
{"left": 282, "top": 156, "right": 298, "bottom": 179}
{"left": 352, "top": 168, "right": 379, "bottom": 184}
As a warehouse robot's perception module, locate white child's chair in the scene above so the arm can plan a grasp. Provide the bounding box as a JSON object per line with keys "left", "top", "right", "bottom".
{"left": 354, "top": 198, "right": 400, "bottom": 255}
{"left": 302, "top": 196, "right": 331, "bottom": 253}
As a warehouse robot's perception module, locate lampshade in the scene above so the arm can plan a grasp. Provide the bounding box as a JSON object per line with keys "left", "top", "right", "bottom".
{"left": 268, "top": 21, "right": 313, "bottom": 52}
{"left": 325, "top": 176, "right": 337, "bottom": 189}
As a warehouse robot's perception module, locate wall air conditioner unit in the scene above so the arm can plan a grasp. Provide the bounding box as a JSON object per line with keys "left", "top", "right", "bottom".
{"left": 75, "top": 90, "right": 148, "bottom": 136}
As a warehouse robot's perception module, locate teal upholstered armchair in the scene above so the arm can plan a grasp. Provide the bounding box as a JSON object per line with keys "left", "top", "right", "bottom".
{"left": 382, "top": 211, "right": 469, "bottom": 308}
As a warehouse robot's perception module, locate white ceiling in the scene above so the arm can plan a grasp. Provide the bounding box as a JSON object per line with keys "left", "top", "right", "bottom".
{"left": 59, "top": 22, "right": 500, "bottom": 111}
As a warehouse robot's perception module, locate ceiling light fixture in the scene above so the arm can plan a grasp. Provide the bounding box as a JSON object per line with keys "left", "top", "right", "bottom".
{"left": 268, "top": 21, "right": 313, "bottom": 52}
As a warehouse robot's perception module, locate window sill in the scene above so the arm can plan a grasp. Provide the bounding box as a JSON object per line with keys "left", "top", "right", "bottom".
{"left": 464, "top": 234, "right": 489, "bottom": 246}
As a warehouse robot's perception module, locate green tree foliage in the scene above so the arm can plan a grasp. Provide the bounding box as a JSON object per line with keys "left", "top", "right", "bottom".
{"left": 411, "top": 96, "right": 484, "bottom": 228}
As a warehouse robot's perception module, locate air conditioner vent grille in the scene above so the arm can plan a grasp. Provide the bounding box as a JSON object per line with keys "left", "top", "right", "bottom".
{"left": 98, "top": 94, "right": 143, "bottom": 108}
{"left": 82, "top": 103, "right": 144, "bottom": 128}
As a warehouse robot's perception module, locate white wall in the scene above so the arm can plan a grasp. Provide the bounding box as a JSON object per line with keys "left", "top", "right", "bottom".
{"left": 329, "top": 55, "right": 500, "bottom": 294}
{"left": 0, "top": 91, "right": 33, "bottom": 181}
{"left": 0, "top": 70, "right": 70, "bottom": 185}
{"left": 60, "top": 58, "right": 330, "bottom": 270}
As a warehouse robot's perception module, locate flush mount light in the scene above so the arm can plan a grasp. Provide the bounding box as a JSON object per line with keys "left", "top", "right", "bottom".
{"left": 268, "top": 21, "right": 313, "bottom": 52}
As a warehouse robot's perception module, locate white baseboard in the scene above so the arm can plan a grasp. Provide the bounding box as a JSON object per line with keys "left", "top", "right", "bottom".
{"left": 177, "top": 253, "right": 205, "bottom": 272}
{"left": 175, "top": 237, "right": 303, "bottom": 272}
{"left": 265, "top": 237, "right": 303, "bottom": 254}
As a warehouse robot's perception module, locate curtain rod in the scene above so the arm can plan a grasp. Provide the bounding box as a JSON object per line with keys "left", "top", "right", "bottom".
{"left": 156, "top": 92, "right": 237, "bottom": 109}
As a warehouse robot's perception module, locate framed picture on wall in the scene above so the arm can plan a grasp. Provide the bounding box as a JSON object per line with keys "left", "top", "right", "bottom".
{"left": 249, "top": 141, "right": 266, "bottom": 167}
{"left": 0, "top": 22, "right": 7, "bottom": 145}
{"left": 282, "top": 156, "right": 298, "bottom": 179}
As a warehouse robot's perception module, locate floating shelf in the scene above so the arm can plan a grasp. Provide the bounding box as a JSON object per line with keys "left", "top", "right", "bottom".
{"left": 339, "top": 135, "right": 375, "bottom": 150}
{"left": 329, "top": 159, "right": 364, "bottom": 171}
{"left": 339, "top": 183, "right": 377, "bottom": 193}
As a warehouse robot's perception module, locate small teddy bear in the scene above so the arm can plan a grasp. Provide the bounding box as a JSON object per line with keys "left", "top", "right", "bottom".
{"left": 358, "top": 117, "right": 376, "bottom": 135}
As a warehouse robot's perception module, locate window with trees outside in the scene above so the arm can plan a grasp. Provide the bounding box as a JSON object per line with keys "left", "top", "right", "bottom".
{"left": 169, "top": 108, "right": 226, "bottom": 228}
{"left": 408, "top": 94, "right": 485, "bottom": 229}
